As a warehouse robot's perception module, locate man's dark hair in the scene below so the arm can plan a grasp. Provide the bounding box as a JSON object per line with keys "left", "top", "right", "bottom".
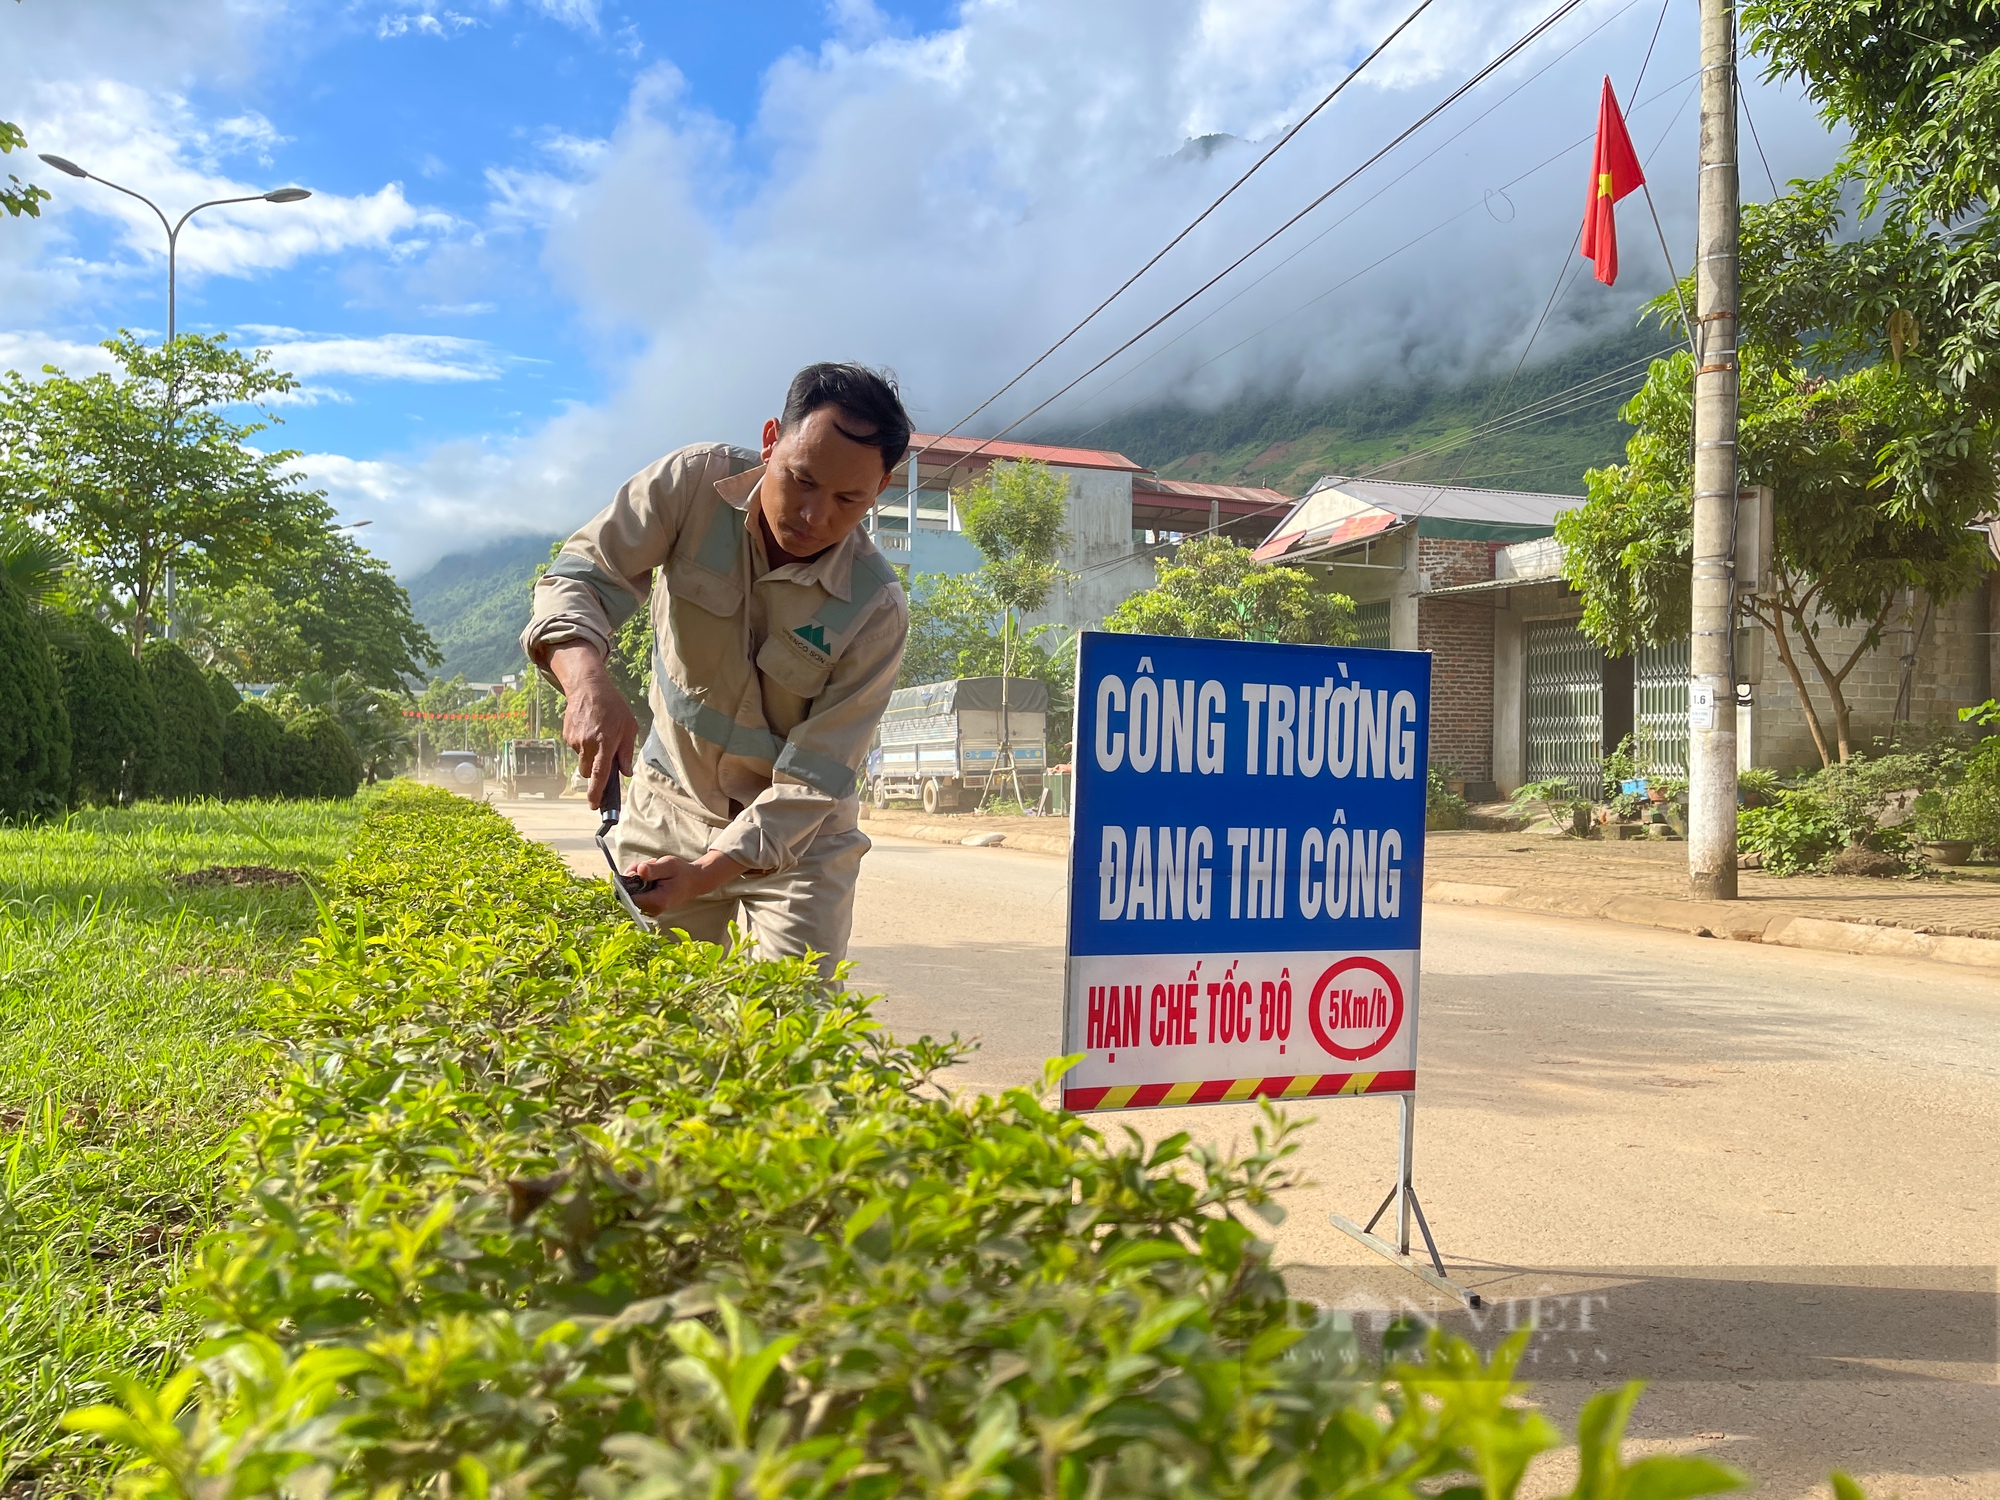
{"left": 782, "top": 362, "right": 914, "bottom": 473}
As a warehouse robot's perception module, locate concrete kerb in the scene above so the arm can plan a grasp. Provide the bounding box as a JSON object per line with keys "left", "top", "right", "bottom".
{"left": 1422, "top": 880, "right": 2000, "bottom": 970}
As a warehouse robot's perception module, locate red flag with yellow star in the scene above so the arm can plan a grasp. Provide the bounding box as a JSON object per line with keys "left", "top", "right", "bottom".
{"left": 1580, "top": 76, "right": 1645, "bottom": 285}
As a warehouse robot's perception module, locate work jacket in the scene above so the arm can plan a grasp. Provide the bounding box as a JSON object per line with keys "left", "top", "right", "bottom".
{"left": 523, "top": 442, "right": 907, "bottom": 874}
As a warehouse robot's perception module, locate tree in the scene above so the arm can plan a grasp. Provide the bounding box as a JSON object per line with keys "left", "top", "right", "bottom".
{"left": 0, "top": 333, "right": 333, "bottom": 655}
{"left": 1103, "top": 535, "right": 1358, "bottom": 644}
{"left": 56, "top": 614, "right": 157, "bottom": 805}
{"left": 193, "top": 528, "right": 439, "bottom": 688}
{"left": 1740, "top": 2, "right": 2000, "bottom": 417}
{"left": 1, "top": 118, "right": 50, "bottom": 221}
{"left": 0, "top": 569, "right": 70, "bottom": 818}
{"left": 274, "top": 670, "right": 412, "bottom": 782}
{"left": 902, "top": 572, "right": 1008, "bottom": 687}
{"left": 901, "top": 570, "right": 1078, "bottom": 761}
{"left": 223, "top": 701, "right": 286, "bottom": 799}
{"left": 1557, "top": 341, "right": 1994, "bottom": 765}
{"left": 279, "top": 708, "right": 361, "bottom": 800}
{"left": 956, "top": 459, "right": 1072, "bottom": 683}
{"left": 140, "top": 639, "right": 225, "bottom": 799}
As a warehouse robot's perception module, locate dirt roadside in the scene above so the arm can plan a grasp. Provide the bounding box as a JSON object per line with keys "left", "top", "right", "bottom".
{"left": 858, "top": 807, "right": 2000, "bottom": 970}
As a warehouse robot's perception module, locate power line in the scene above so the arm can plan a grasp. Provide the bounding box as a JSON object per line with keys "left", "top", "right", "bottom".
{"left": 1055, "top": 0, "right": 1651, "bottom": 434}
{"left": 1063, "top": 71, "right": 1697, "bottom": 451}
{"left": 923, "top": 0, "right": 1444, "bottom": 452}
{"left": 1357, "top": 347, "right": 1674, "bottom": 476}
{"left": 1058, "top": 345, "right": 1674, "bottom": 589}
{"left": 1392, "top": 36, "right": 1695, "bottom": 517}
{"left": 922, "top": 0, "right": 1598, "bottom": 488}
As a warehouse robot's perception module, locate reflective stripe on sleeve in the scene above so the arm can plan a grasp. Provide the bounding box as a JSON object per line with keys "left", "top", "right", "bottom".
{"left": 774, "top": 739, "right": 860, "bottom": 798}
{"left": 545, "top": 553, "right": 641, "bottom": 629}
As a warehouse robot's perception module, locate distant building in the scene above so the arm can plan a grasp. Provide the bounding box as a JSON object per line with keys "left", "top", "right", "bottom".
{"left": 877, "top": 434, "right": 1290, "bottom": 631}
{"left": 1256, "top": 476, "right": 2000, "bottom": 795}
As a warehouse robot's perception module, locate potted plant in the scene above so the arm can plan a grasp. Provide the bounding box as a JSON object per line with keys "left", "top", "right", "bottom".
{"left": 1910, "top": 784, "right": 1991, "bottom": 866}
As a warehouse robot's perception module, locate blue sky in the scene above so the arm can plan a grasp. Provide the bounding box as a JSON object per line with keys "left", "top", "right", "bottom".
{"left": 5, "top": 0, "right": 1843, "bottom": 574}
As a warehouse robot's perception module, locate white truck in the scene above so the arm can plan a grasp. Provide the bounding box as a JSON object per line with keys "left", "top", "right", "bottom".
{"left": 868, "top": 676, "right": 1049, "bottom": 814}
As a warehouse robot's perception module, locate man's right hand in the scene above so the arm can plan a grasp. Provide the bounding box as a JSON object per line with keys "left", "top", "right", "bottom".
{"left": 546, "top": 642, "right": 640, "bottom": 809}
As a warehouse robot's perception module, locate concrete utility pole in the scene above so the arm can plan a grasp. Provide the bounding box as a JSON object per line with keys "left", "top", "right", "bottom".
{"left": 1688, "top": 0, "right": 1741, "bottom": 899}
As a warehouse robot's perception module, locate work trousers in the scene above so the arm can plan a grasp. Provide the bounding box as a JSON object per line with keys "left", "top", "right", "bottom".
{"left": 609, "top": 762, "right": 866, "bottom": 978}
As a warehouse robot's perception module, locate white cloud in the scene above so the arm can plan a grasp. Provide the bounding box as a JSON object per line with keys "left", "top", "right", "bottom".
{"left": 336, "top": 0, "right": 1844, "bottom": 578}
{"left": 0, "top": 332, "right": 124, "bottom": 380}
{"left": 16, "top": 79, "right": 451, "bottom": 284}
{"left": 531, "top": 0, "right": 600, "bottom": 33}
{"left": 377, "top": 9, "right": 480, "bottom": 39}
{"left": 10, "top": 0, "right": 1852, "bottom": 584}
{"left": 243, "top": 326, "right": 513, "bottom": 383}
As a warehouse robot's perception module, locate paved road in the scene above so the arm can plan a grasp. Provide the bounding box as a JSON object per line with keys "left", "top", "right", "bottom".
{"left": 499, "top": 797, "right": 2000, "bottom": 1500}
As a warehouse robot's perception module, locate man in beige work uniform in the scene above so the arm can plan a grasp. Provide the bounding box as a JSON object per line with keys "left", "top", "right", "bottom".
{"left": 522, "top": 363, "right": 911, "bottom": 974}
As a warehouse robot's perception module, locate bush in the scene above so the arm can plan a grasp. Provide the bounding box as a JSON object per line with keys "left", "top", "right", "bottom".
{"left": 54, "top": 614, "right": 157, "bottom": 806}
{"left": 1737, "top": 792, "right": 1845, "bottom": 874}
{"left": 63, "top": 788, "right": 1750, "bottom": 1500}
{"left": 1425, "top": 766, "right": 1467, "bottom": 829}
{"left": 0, "top": 571, "right": 71, "bottom": 819}
{"left": 206, "top": 668, "right": 241, "bottom": 720}
{"left": 221, "top": 701, "right": 287, "bottom": 799}
{"left": 277, "top": 707, "right": 361, "bottom": 800}
{"left": 139, "top": 640, "right": 224, "bottom": 800}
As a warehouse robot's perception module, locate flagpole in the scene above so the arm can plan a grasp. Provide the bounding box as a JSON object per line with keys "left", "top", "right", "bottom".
{"left": 1688, "top": 0, "right": 1741, "bottom": 900}
{"left": 1639, "top": 183, "right": 1696, "bottom": 351}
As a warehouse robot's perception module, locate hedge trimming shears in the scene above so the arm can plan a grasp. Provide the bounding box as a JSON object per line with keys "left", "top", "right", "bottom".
{"left": 595, "top": 766, "right": 660, "bottom": 926}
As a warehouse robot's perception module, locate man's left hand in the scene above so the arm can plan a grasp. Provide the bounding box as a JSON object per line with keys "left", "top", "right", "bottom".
{"left": 623, "top": 850, "right": 746, "bottom": 916}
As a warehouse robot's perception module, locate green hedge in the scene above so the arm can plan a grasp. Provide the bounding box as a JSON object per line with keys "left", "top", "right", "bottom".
{"left": 221, "top": 701, "right": 286, "bottom": 799}
{"left": 55, "top": 615, "right": 157, "bottom": 806}
{"left": 0, "top": 570, "right": 71, "bottom": 819}
{"left": 139, "top": 640, "right": 224, "bottom": 800}
{"left": 64, "top": 788, "right": 1762, "bottom": 1500}
{"left": 277, "top": 707, "right": 361, "bottom": 799}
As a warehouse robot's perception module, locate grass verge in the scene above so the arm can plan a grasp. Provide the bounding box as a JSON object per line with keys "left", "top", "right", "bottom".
{"left": 0, "top": 799, "right": 361, "bottom": 1490}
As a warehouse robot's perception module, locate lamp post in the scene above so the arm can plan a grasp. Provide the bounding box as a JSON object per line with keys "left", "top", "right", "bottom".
{"left": 37, "top": 155, "right": 311, "bottom": 641}
{"left": 35, "top": 153, "right": 310, "bottom": 345}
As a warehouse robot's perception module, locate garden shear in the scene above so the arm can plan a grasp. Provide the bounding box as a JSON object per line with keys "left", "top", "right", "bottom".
{"left": 595, "top": 765, "right": 660, "bottom": 926}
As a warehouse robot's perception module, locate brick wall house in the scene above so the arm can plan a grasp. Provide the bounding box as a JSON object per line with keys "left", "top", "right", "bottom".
{"left": 1256, "top": 478, "right": 2000, "bottom": 794}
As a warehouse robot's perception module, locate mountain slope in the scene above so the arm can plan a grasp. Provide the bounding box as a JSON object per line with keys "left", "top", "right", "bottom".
{"left": 404, "top": 533, "right": 559, "bottom": 683}
{"left": 1042, "top": 326, "right": 1670, "bottom": 497}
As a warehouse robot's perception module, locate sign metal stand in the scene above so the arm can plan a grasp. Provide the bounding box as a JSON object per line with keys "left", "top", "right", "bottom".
{"left": 1062, "top": 630, "right": 1481, "bottom": 1311}
{"left": 1325, "top": 1093, "right": 1481, "bottom": 1309}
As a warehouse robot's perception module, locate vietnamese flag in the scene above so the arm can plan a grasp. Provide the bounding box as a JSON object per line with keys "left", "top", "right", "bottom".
{"left": 1580, "top": 76, "right": 1645, "bottom": 285}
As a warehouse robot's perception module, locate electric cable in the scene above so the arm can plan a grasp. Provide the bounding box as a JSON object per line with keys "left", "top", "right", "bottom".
{"left": 1054, "top": 0, "right": 1653, "bottom": 433}
{"left": 1063, "top": 72, "right": 1695, "bottom": 454}
{"left": 915, "top": 0, "right": 1598, "bottom": 488}
{"left": 926, "top": 0, "right": 1445, "bottom": 451}
{"left": 1059, "top": 345, "right": 1674, "bottom": 589}
{"left": 1738, "top": 85, "right": 1781, "bottom": 198}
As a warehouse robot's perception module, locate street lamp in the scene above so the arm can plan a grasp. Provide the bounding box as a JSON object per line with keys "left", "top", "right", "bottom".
{"left": 36, "top": 153, "right": 311, "bottom": 344}
{"left": 36, "top": 156, "right": 310, "bottom": 642}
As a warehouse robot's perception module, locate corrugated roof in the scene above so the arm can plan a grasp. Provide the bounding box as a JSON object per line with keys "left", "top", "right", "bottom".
{"left": 1300, "top": 475, "right": 1577, "bottom": 527}
{"left": 1254, "top": 506, "right": 1400, "bottom": 563}
{"left": 1138, "top": 477, "right": 1292, "bottom": 504}
{"left": 907, "top": 432, "right": 1147, "bottom": 473}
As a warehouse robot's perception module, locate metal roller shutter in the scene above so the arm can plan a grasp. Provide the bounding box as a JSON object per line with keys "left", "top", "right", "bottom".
{"left": 1526, "top": 618, "right": 1605, "bottom": 795}
{"left": 1634, "top": 639, "right": 1690, "bottom": 775}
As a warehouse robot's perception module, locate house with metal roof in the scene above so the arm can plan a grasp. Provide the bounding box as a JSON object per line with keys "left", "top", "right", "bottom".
{"left": 1257, "top": 475, "right": 1999, "bottom": 795}
{"left": 876, "top": 434, "right": 1291, "bottom": 630}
